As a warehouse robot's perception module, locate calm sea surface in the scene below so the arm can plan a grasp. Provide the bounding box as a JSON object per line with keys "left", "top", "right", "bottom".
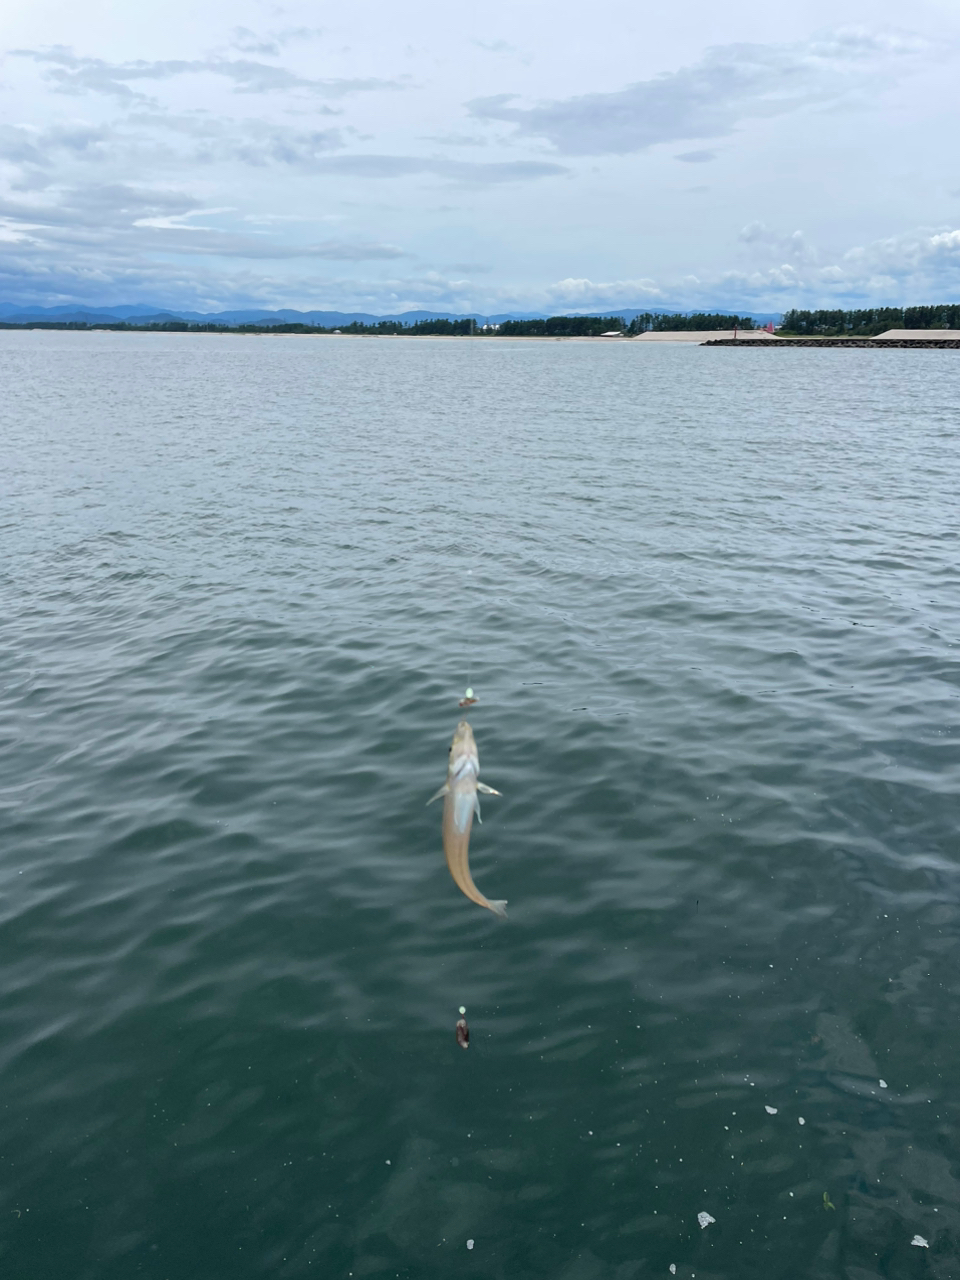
{"left": 1, "top": 331, "right": 959, "bottom": 1279}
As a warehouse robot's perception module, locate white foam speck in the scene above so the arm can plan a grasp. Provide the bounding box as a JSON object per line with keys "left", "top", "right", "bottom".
{"left": 669, "top": 1266, "right": 676, "bottom": 1275}
{"left": 765, "top": 1105, "right": 778, "bottom": 1115}
{"left": 466, "top": 1239, "right": 475, "bottom": 1250}
{"left": 698, "top": 1211, "right": 715, "bottom": 1229}
{"left": 798, "top": 1117, "right": 805, "bottom": 1125}
{"left": 879, "top": 1079, "right": 887, "bottom": 1088}
{"left": 911, "top": 1235, "right": 928, "bottom": 1248}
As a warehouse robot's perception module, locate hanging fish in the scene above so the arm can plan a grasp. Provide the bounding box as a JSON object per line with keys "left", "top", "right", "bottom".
{"left": 458, "top": 686, "right": 478, "bottom": 708}
{"left": 456, "top": 1017, "right": 469, "bottom": 1049}
{"left": 427, "top": 720, "right": 506, "bottom": 917}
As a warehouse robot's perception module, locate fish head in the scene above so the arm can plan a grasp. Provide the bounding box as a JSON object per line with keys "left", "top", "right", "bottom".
{"left": 448, "top": 720, "right": 478, "bottom": 780}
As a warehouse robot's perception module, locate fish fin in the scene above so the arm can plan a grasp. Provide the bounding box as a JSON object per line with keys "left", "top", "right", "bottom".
{"left": 474, "top": 793, "right": 481, "bottom": 823}
{"left": 488, "top": 900, "right": 508, "bottom": 919}
{"left": 477, "top": 782, "right": 501, "bottom": 796}
{"left": 426, "top": 783, "right": 449, "bottom": 806}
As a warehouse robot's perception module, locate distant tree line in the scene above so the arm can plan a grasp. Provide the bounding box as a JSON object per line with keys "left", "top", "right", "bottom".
{"left": 7, "top": 305, "right": 955, "bottom": 338}
{"left": 0, "top": 313, "right": 751, "bottom": 335}
{"left": 496, "top": 315, "right": 626, "bottom": 336}
{"left": 0, "top": 318, "right": 476, "bottom": 335}
{"left": 780, "top": 305, "right": 960, "bottom": 336}
{"left": 0, "top": 315, "right": 619, "bottom": 336}
{"left": 627, "top": 312, "right": 755, "bottom": 333}
{"left": 330, "top": 318, "right": 475, "bottom": 335}
{"left": 495, "top": 312, "right": 758, "bottom": 334}
{"left": 0, "top": 320, "right": 236, "bottom": 333}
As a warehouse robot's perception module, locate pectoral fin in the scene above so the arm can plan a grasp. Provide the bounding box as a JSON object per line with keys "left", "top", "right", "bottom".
{"left": 474, "top": 793, "right": 481, "bottom": 823}
{"left": 426, "top": 783, "right": 450, "bottom": 806}
{"left": 477, "top": 782, "right": 501, "bottom": 796}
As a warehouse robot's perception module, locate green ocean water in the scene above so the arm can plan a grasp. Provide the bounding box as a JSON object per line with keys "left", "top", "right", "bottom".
{"left": 1, "top": 331, "right": 958, "bottom": 1279}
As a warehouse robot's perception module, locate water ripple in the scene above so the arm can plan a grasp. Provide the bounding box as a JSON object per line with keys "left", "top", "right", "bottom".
{"left": 1, "top": 333, "right": 959, "bottom": 1278}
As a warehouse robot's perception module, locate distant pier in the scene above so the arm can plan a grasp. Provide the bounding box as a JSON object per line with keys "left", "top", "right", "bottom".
{"left": 704, "top": 328, "right": 960, "bottom": 349}
{"left": 704, "top": 337, "right": 960, "bottom": 348}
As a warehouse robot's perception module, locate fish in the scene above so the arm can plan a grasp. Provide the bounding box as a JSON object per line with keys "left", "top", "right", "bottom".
{"left": 456, "top": 1017, "right": 469, "bottom": 1049}
{"left": 427, "top": 720, "right": 506, "bottom": 917}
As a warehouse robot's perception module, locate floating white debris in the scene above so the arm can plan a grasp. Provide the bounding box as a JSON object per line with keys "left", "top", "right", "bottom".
{"left": 765, "top": 1105, "right": 778, "bottom": 1115}
{"left": 698, "top": 1211, "right": 716, "bottom": 1229}
{"left": 669, "top": 1266, "right": 677, "bottom": 1275}
{"left": 385, "top": 1160, "right": 391, "bottom": 1165}
{"left": 911, "top": 1235, "right": 928, "bottom": 1248}
{"left": 798, "top": 1117, "right": 806, "bottom": 1125}
{"left": 466, "top": 1239, "right": 475, "bottom": 1250}
{"left": 879, "top": 1079, "right": 888, "bottom": 1089}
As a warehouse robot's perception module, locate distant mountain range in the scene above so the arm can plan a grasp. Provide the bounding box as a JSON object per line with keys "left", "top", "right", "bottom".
{"left": 0, "top": 303, "right": 784, "bottom": 327}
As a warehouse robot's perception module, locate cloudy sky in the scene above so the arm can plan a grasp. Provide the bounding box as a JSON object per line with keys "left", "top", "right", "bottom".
{"left": 1, "top": 0, "right": 959, "bottom": 314}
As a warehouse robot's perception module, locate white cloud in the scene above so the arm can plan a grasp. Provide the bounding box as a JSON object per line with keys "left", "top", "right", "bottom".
{"left": 709, "top": 222, "right": 960, "bottom": 304}
{"left": 738, "top": 222, "right": 820, "bottom": 266}
{"left": 230, "top": 28, "right": 281, "bottom": 57}
{"left": 538, "top": 221, "right": 960, "bottom": 313}
{"left": 468, "top": 29, "right": 929, "bottom": 155}
{"left": 844, "top": 225, "right": 960, "bottom": 275}
{"left": 12, "top": 47, "right": 402, "bottom": 103}
{"left": 547, "top": 276, "right": 662, "bottom": 305}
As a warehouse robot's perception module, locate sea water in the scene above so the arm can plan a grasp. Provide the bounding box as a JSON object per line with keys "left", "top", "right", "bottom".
{"left": 1, "top": 331, "right": 958, "bottom": 1278}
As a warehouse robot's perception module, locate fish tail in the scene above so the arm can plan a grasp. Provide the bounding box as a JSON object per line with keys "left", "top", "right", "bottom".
{"left": 488, "top": 900, "right": 508, "bottom": 919}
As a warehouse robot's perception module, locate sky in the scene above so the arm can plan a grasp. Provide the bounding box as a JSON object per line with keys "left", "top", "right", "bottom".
{"left": 1, "top": 0, "right": 959, "bottom": 315}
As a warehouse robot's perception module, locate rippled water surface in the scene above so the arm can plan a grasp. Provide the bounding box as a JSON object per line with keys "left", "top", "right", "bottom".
{"left": 2, "top": 331, "right": 959, "bottom": 1279}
